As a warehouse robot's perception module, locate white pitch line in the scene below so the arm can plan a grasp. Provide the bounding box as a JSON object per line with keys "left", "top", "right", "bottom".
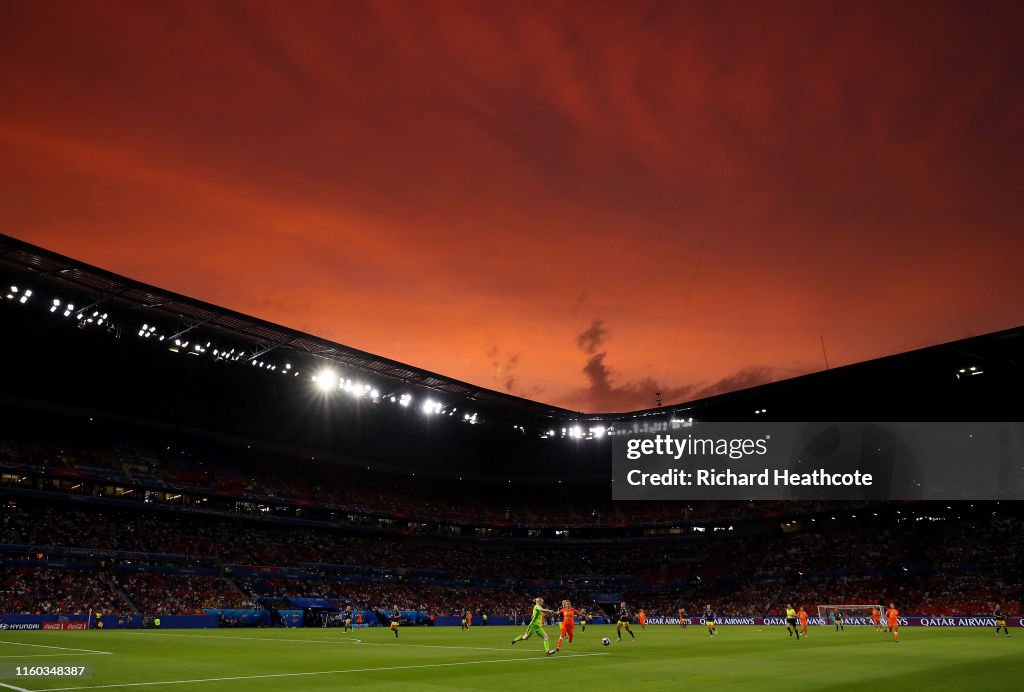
{"left": 0, "top": 641, "right": 112, "bottom": 655}
{"left": 121, "top": 632, "right": 536, "bottom": 653}
{"left": 34, "top": 652, "right": 610, "bottom": 691}
{"left": 0, "top": 654, "right": 101, "bottom": 659}
{"left": 0, "top": 682, "right": 32, "bottom": 692}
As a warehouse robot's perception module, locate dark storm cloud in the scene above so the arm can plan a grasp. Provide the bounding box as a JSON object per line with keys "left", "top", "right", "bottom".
{"left": 577, "top": 318, "right": 609, "bottom": 355}
{"left": 569, "top": 319, "right": 693, "bottom": 411}
{"left": 570, "top": 290, "right": 588, "bottom": 317}
{"left": 569, "top": 319, "right": 793, "bottom": 412}
{"left": 486, "top": 338, "right": 523, "bottom": 393}
{"left": 693, "top": 366, "right": 781, "bottom": 400}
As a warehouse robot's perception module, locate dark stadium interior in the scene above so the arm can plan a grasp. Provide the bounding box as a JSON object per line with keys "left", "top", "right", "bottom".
{"left": 1, "top": 235, "right": 1022, "bottom": 623}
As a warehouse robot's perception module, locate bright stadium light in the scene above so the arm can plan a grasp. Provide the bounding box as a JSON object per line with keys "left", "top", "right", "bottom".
{"left": 313, "top": 369, "right": 337, "bottom": 392}
{"left": 399, "top": 393, "right": 412, "bottom": 407}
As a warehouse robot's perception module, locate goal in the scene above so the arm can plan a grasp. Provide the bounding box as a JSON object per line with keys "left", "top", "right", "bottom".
{"left": 815, "top": 604, "right": 883, "bottom": 625}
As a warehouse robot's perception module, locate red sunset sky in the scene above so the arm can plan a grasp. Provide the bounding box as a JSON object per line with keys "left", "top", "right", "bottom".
{"left": 1, "top": 0, "right": 1022, "bottom": 412}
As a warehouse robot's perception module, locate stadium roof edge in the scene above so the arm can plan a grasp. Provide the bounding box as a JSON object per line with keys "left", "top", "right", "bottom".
{"left": 603, "top": 323, "right": 1023, "bottom": 420}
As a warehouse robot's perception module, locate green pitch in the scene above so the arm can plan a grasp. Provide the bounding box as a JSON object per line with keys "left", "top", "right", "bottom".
{"left": 0, "top": 625, "right": 1018, "bottom": 691}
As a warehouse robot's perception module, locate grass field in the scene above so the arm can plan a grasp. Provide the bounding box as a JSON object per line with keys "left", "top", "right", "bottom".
{"left": 0, "top": 624, "right": 1020, "bottom": 691}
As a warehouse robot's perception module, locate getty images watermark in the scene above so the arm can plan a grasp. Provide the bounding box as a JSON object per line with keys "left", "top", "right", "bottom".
{"left": 612, "top": 422, "right": 1024, "bottom": 501}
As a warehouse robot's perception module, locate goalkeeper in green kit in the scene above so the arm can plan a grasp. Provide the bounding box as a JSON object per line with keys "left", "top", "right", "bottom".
{"left": 511, "top": 597, "right": 558, "bottom": 656}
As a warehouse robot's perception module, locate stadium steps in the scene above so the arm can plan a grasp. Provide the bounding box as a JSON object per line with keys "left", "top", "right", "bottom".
{"left": 222, "top": 572, "right": 249, "bottom": 598}
{"left": 103, "top": 572, "right": 141, "bottom": 614}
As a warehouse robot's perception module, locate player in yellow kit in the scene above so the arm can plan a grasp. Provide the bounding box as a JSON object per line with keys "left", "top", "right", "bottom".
{"left": 785, "top": 604, "right": 801, "bottom": 640}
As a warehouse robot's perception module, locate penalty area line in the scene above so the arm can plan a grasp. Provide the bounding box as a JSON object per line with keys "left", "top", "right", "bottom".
{"left": 33, "top": 652, "right": 611, "bottom": 690}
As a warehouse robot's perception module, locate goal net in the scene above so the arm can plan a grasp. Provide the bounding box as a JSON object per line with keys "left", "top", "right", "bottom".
{"left": 815, "top": 604, "right": 883, "bottom": 626}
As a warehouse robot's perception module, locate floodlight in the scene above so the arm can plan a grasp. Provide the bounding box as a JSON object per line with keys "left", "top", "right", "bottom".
{"left": 314, "top": 370, "right": 337, "bottom": 392}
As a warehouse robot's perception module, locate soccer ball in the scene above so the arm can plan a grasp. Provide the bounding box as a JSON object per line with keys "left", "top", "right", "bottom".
{"left": 601, "top": 637, "right": 611, "bottom": 646}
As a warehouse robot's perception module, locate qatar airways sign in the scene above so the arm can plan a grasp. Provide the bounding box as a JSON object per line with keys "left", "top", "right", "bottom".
{"left": 643, "top": 616, "right": 1020, "bottom": 627}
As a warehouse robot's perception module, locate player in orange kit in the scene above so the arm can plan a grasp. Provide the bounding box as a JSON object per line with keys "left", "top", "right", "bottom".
{"left": 556, "top": 600, "right": 578, "bottom": 652}
{"left": 886, "top": 603, "right": 900, "bottom": 642}
{"left": 871, "top": 607, "right": 882, "bottom": 632}
{"left": 797, "top": 606, "right": 809, "bottom": 637}
{"left": 638, "top": 609, "right": 647, "bottom": 630}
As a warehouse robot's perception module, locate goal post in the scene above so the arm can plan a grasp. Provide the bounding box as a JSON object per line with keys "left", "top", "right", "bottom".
{"left": 815, "top": 604, "right": 884, "bottom": 626}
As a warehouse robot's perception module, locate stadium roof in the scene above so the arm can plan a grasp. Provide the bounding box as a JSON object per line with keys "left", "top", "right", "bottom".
{"left": 0, "top": 232, "right": 575, "bottom": 426}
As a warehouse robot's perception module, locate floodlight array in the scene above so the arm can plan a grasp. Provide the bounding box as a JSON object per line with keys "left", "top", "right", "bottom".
{"left": 3, "top": 278, "right": 661, "bottom": 440}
